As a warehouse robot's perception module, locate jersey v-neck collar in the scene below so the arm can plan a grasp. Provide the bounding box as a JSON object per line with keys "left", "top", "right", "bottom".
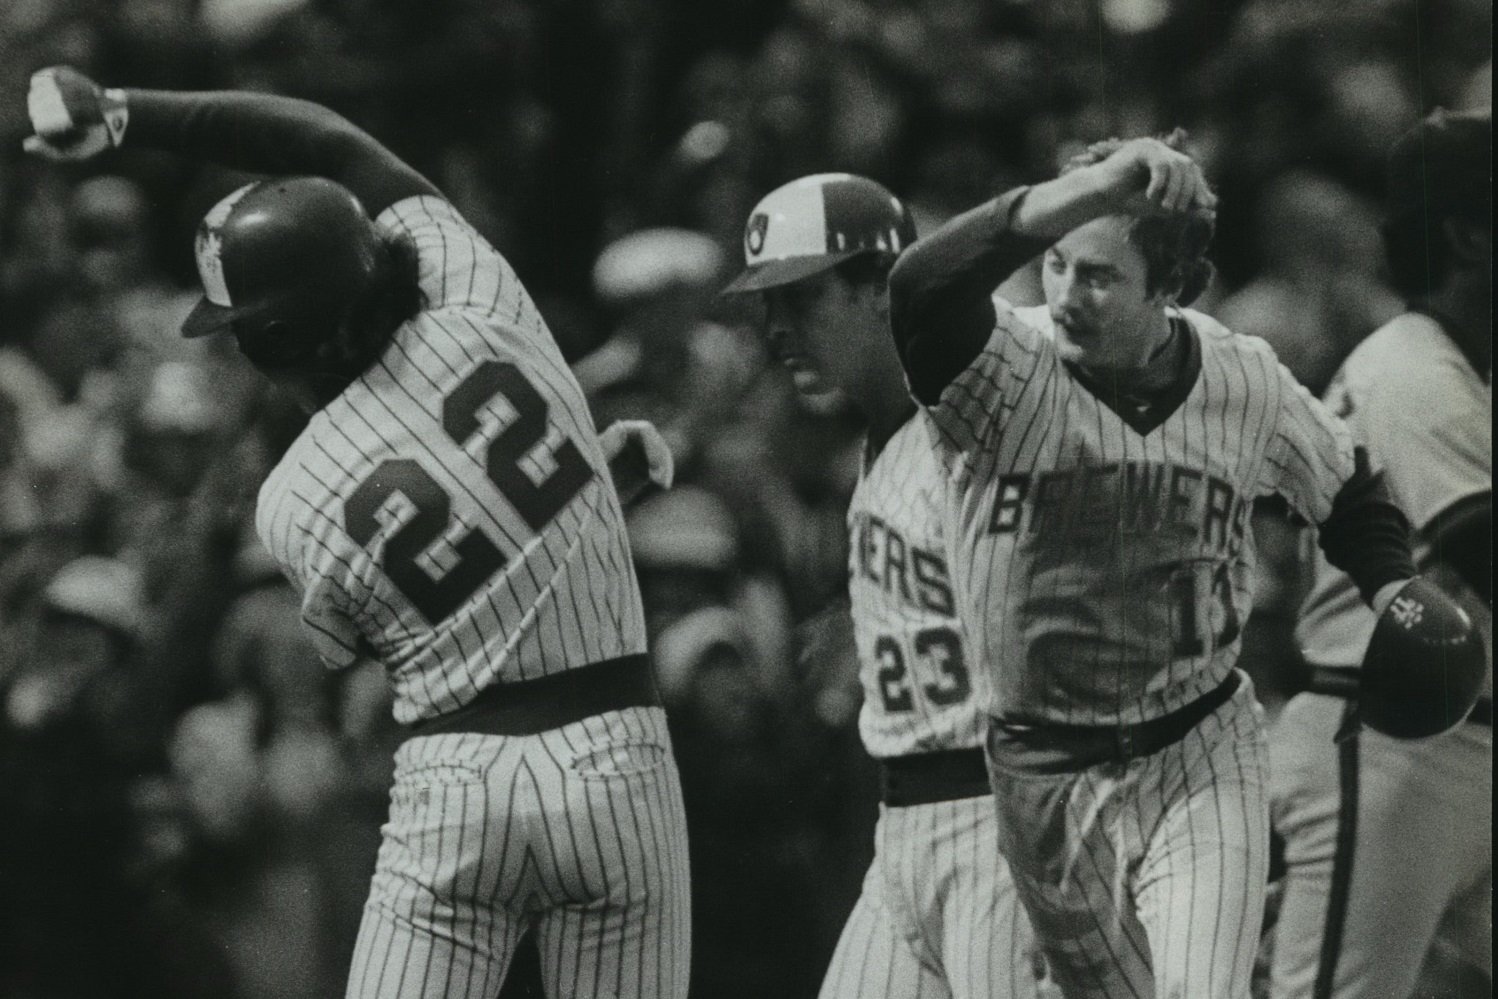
{"left": 1062, "top": 314, "right": 1203, "bottom": 436}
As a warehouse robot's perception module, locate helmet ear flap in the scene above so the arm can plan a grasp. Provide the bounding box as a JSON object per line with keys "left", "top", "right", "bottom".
{"left": 235, "top": 316, "right": 316, "bottom": 369}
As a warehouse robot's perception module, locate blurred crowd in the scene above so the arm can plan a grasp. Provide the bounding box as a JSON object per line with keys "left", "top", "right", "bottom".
{"left": 0, "top": 1, "right": 1489, "bottom": 997}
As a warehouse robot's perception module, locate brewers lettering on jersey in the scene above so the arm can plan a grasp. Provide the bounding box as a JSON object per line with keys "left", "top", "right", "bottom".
{"left": 21, "top": 67, "right": 690, "bottom": 999}
{"left": 723, "top": 173, "right": 1048, "bottom": 999}
{"left": 1270, "top": 108, "right": 1493, "bottom": 999}
{"left": 887, "top": 134, "right": 1420, "bottom": 999}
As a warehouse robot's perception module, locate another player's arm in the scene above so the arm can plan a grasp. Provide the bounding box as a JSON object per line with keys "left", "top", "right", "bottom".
{"left": 1345, "top": 352, "right": 1492, "bottom": 606}
{"left": 888, "top": 135, "right": 1215, "bottom": 403}
{"left": 1423, "top": 495, "right": 1491, "bottom": 605}
{"left": 1262, "top": 368, "right": 1416, "bottom": 613}
{"left": 25, "top": 66, "right": 435, "bottom": 216}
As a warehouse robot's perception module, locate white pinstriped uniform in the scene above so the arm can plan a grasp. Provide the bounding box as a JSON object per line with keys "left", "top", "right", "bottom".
{"left": 929, "top": 302, "right": 1357, "bottom": 998}
{"left": 257, "top": 196, "right": 688, "bottom": 998}
{"left": 1270, "top": 313, "right": 1492, "bottom": 999}
{"left": 820, "top": 413, "right": 1049, "bottom": 999}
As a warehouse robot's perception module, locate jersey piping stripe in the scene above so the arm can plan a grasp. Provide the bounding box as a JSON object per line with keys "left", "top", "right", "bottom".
{"left": 1315, "top": 705, "right": 1361, "bottom": 999}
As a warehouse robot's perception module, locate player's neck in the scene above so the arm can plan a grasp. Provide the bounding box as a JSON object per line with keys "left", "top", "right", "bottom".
{"left": 857, "top": 361, "right": 918, "bottom": 453}
{"left": 1078, "top": 310, "right": 1178, "bottom": 393}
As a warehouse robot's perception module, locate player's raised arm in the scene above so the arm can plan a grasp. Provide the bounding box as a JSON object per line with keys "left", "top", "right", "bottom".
{"left": 888, "top": 133, "right": 1217, "bottom": 404}
{"left": 24, "top": 66, "right": 436, "bottom": 216}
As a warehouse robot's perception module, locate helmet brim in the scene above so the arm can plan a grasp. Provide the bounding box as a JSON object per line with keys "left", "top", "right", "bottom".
{"left": 180, "top": 296, "right": 240, "bottom": 339}
{"left": 719, "top": 251, "right": 864, "bottom": 295}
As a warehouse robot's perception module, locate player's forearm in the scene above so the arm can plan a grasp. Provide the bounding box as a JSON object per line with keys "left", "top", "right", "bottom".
{"left": 888, "top": 187, "right": 1048, "bottom": 403}
{"left": 1316, "top": 450, "right": 1417, "bottom": 605}
{"left": 124, "top": 89, "right": 435, "bottom": 215}
{"left": 1008, "top": 166, "right": 1127, "bottom": 241}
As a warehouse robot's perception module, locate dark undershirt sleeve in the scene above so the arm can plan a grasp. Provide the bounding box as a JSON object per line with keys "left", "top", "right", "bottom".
{"left": 888, "top": 188, "right": 1051, "bottom": 405}
{"left": 1422, "top": 491, "right": 1492, "bottom": 604}
{"left": 125, "top": 90, "right": 438, "bottom": 216}
{"left": 1315, "top": 447, "right": 1418, "bottom": 604}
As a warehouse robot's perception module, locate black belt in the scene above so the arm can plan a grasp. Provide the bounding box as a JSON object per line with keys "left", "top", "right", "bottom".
{"left": 991, "top": 671, "right": 1243, "bottom": 770}
{"left": 1307, "top": 666, "right": 1492, "bottom": 728}
{"left": 409, "top": 654, "right": 660, "bottom": 738}
{"left": 877, "top": 748, "right": 991, "bottom": 807}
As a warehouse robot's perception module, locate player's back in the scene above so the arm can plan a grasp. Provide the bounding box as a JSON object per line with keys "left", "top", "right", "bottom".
{"left": 849, "top": 411, "right": 986, "bottom": 756}
{"left": 257, "top": 196, "right": 645, "bottom": 724}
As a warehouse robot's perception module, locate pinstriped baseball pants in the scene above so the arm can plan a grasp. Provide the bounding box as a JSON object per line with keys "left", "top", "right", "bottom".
{"left": 986, "top": 673, "right": 1270, "bottom": 999}
{"left": 1269, "top": 692, "right": 1492, "bottom": 999}
{"left": 818, "top": 794, "right": 1055, "bottom": 999}
{"left": 345, "top": 705, "right": 690, "bottom": 999}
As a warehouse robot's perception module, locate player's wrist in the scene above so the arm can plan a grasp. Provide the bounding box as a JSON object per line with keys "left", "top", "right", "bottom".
{"left": 1370, "top": 578, "right": 1411, "bottom": 617}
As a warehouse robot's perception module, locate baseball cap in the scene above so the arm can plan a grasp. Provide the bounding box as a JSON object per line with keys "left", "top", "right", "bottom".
{"left": 42, "top": 555, "right": 145, "bottom": 638}
{"left": 721, "top": 173, "right": 916, "bottom": 294}
{"left": 1385, "top": 107, "right": 1492, "bottom": 224}
{"left": 181, "top": 177, "right": 382, "bottom": 339}
{"left": 592, "top": 228, "right": 726, "bottom": 304}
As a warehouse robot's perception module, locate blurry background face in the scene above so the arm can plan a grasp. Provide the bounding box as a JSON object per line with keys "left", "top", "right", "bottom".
{"left": 36, "top": 613, "right": 116, "bottom": 675}
{"left": 68, "top": 176, "right": 154, "bottom": 294}
{"left": 1042, "top": 215, "right": 1160, "bottom": 370}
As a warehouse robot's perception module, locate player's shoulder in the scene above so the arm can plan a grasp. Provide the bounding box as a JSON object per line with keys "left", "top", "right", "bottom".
{"left": 983, "top": 299, "right": 1052, "bottom": 361}
{"left": 1187, "top": 306, "right": 1287, "bottom": 374}
{"left": 1342, "top": 311, "right": 1458, "bottom": 375}
{"left": 865, "top": 409, "right": 942, "bottom": 482}
{"left": 374, "top": 194, "right": 474, "bottom": 241}
{"left": 1182, "top": 305, "right": 1254, "bottom": 353}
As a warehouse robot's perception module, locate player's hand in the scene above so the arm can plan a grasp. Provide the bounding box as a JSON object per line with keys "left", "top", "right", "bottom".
{"left": 1096, "top": 135, "right": 1216, "bottom": 217}
{"left": 22, "top": 66, "right": 129, "bottom": 161}
{"left": 600, "top": 420, "right": 675, "bottom": 506}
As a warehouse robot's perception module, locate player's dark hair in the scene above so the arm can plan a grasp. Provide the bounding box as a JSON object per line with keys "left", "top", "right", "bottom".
{"left": 338, "top": 230, "right": 424, "bottom": 369}
{"left": 1061, "top": 130, "right": 1217, "bottom": 306}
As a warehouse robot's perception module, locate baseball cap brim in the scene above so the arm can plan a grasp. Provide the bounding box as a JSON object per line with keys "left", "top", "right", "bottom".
{"left": 720, "top": 251, "right": 863, "bottom": 295}
{"left": 180, "top": 295, "right": 241, "bottom": 339}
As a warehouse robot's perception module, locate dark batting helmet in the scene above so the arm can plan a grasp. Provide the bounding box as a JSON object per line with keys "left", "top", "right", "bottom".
{"left": 1359, "top": 576, "right": 1487, "bottom": 739}
{"left": 181, "top": 177, "right": 384, "bottom": 361}
{"left": 721, "top": 173, "right": 915, "bottom": 294}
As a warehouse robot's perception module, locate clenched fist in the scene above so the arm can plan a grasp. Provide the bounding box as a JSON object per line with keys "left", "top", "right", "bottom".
{"left": 23, "top": 66, "right": 129, "bottom": 161}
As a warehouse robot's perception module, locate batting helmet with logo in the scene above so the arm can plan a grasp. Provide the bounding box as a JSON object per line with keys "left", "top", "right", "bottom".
{"left": 180, "top": 177, "right": 385, "bottom": 362}
{"left": 721, "top": 173, "right": 915, "bottom": 294}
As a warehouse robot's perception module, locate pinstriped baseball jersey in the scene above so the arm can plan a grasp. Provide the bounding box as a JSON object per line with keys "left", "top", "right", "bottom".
{"left": 256, "top": 196, "right": 646, "bottom": 724}
{"left": 849, "top": 411, "right": 986, "bottom": 757}
{"left": 930, "top": 302, "right": 1354, "bottom": 726}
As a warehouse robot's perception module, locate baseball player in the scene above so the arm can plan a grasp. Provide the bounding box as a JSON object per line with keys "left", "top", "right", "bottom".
{"left": 884, "top": 131, "right": 1480, "bottom": 998}
{"left": 723, "top": 172, "right": 1048, "bottom": 999}
{"left": 1269, "top": 108, "right": 1492, "bottom": 999}
{"left": 24, "top": 67, "right": 689, "bottom": 999}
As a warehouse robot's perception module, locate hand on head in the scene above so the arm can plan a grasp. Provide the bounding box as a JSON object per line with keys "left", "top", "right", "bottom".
{"left": 1068, "top": 130, "right": 1218, "bottom": 219}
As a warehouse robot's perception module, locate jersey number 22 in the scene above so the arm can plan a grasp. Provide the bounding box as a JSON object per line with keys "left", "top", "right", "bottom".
{"left": 344, "top": 360, "right": 592, "bottom": 624}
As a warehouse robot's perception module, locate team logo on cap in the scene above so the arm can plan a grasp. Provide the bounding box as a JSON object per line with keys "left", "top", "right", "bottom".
{"left": 746, "top": 212, "right": 770, "bottom": 257}
{"left": 194, "top": 183, "right": 255, "bottom": 308}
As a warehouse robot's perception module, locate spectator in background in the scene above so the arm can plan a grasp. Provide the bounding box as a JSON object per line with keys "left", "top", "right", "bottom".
{"left": 0, "top": 555, "right": 220, "bottom": 998}
{"left": 628, "top": 483, "right": 872, "bottom": 999}
{"left": 577, "top": 227, "right": 759, "bottom": 467}
{"left": 1215, "top": 170, "right": 1401, "bottom": 392}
